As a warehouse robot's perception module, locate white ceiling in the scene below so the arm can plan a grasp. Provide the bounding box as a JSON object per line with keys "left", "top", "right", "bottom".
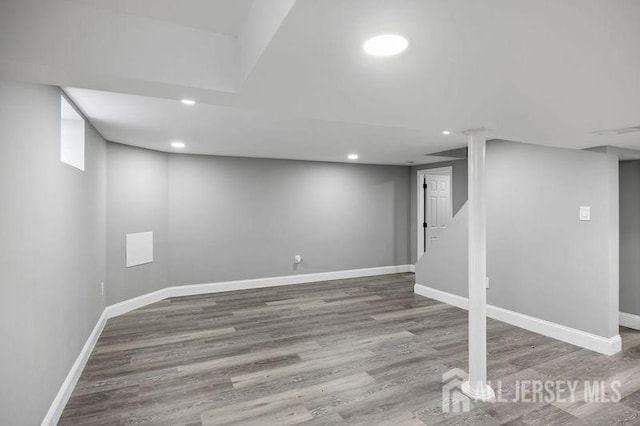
{"left": 65, "top": 87, "right": 461, "bottom": 164}
{"left": 2, "top": 0, "right": 640, "bottom": 164}
{"left": 68, "top": 0, "right": 254, "bottom": 36}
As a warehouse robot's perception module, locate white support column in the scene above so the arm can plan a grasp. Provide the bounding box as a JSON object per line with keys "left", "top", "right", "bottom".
{"left": 461, "top": 132, "right": 495, "bottom": 401}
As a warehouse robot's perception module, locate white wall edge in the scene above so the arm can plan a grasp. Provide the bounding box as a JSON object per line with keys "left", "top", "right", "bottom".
{"left": 619, "top": 312, "right": 640, "bottom": 330}
{"left": 414, "top": 283, "right": 622, "bottom": 356}
{"left": 43, "top": 264, "right": 413, "bottom": 424}
{"left": 41, "top": 310, "right": 108, "bottom": 426}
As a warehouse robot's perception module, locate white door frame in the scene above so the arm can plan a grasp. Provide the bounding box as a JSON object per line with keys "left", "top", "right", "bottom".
{"left": 417, "top": 166, "right": 453, "bottom": 260}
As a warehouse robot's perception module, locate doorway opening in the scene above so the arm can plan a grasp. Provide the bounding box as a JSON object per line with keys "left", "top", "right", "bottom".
{"left": 619, "top": 159, "right": 640, "bottom": 339}
{"left": 417, "top": 166, "right": 453, "bottom": 260}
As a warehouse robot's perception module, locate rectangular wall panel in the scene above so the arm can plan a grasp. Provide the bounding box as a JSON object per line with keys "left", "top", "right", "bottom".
{"left": 126, "top": 232, "right": 153, "bottom": 267}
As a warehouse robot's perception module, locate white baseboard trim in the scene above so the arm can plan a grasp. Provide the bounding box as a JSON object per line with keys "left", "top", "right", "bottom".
{"left": 108, "top": 265, "right": 414, "bottom": 317}
{"left": 43, "top": 264, "right": 412, "bottom": 425}
{"left": 414, "top": 283, "right": 621, "bottom": 356}
{"left": 41, "top": 310, "right": 108, "bottom": 426}
{"left": 409, "top": 264, "right": 416, "bottom": 273}
{"left": 414, "top": 284, "right": 469, "bottom": 310}
{"left": 104, "top": 288, "right": 169, "bottom": 319}
{"left": 620, "top": 312, "right": 640, "bottom": 330}
{"left": 486, "top": 304, "right": 621, "bottom": 356}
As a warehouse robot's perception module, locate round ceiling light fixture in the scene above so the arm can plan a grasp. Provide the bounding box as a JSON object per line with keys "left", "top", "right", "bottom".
{"left": 171, "top": 141, "right": 185, "bottom": 149}
{"left": 347, "top": 153, "right": 359, "bottom": 160}
{"left": 363, "top": 34, "right": 408, "bottom": 57}
{"left": 442, "top": 130, "right": 451, "bottom": 135}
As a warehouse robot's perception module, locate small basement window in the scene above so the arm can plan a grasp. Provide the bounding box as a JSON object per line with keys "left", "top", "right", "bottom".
{"left": 60, "top": 95, "right": 85, "bottom": 171}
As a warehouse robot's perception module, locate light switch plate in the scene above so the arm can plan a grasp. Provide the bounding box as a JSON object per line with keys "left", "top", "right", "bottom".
{"left": 579, "top": 206, "right": 591, "bottom": 221}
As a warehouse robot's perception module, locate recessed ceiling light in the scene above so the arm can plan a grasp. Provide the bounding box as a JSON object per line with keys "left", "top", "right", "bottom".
{"left": 363, "top": 34, "right": 408, "bottom": 57}
{"left": 181, "top": 99, "right": 196, "bottom": 105}
{"left": 442, "top": 130, "right": 451, "bottom": 135}
{"left": 348, "top": 153, "right": 359, "bottom": 160}
{"left": 171, "top": 141, "right": 185, "bottom": 149}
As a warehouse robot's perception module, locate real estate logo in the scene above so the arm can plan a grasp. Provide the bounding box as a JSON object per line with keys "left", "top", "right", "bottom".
{"left": 442, "top": 368, "right": 471, "bottom": 413}
{"left": 441, "top": 367, "right": 623, "bottom": 415}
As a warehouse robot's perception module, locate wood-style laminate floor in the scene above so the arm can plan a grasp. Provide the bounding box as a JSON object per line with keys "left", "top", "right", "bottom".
{"left": 60, "top": 273, "right": 640, "bottom": 425}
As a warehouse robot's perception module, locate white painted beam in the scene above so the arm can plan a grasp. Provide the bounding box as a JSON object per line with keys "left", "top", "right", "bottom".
{"left": 0, "top": 0, "right": 239, "bottom": 94}
{"left": 238, "top": 0, "right": 297, "bottom": 84}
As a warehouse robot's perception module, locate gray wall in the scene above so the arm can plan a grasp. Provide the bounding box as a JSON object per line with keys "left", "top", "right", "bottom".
{"left": 106, "top": 146, "right": 411, "bottom": 302}
{"left": 0, "top": 83, "right": 411, "bottom": 422}
{"left": 416, "top": 140, "right": 617, "bottom": 338}
{"left": 409, "top": 159, "right": 468, "bottom": 263}
{"left": 620, "top": 161, "right": 640, "bottom": 315}
{"left": 169, "top": 155, "right": 410, "bottom": 286}
{"left": 106, "top": 143, "right": 169, "bottom": 304}
{"left": 416, "top": 204, "right": 470, "bottom": 297}
{"left": 0, "top": 81, "right": 107, "bottom": 424}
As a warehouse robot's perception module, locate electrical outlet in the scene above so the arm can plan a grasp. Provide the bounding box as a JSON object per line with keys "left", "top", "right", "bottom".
{"left": 101, "top": 282, "right": 105, "bottom": 296}
{"left": 486, "top": 277, "right": 490, "bottom": 289}
{"left": 294, "top": 255, "right": 302, "bottom": 264}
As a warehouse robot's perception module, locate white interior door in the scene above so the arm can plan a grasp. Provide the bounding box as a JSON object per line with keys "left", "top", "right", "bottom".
{"left": 422, "top": 174, "right": 452, "bottom": 251}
